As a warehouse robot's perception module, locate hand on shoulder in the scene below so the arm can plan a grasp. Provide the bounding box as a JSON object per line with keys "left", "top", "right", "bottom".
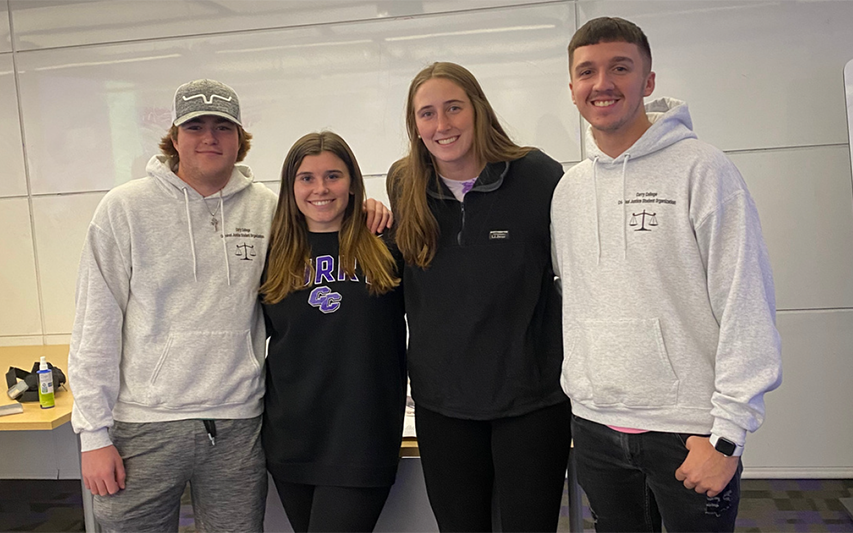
{"left": 364, "top": 198, "right": 393, "bottom": 234}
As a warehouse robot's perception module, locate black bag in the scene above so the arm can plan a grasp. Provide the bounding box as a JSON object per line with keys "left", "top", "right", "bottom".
{"left": 5, "top": 362, "right": 66, "bottom": 403}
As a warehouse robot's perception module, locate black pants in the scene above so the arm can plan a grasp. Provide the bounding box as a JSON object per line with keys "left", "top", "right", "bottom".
{"left": 271, "top": 478, "right": 391, "bottom": 533}
{"left": 415, "top": 400, "right": 571, "bottom": 532}
{"left": 572, "top": 415, "right": 742, "bottom": 533}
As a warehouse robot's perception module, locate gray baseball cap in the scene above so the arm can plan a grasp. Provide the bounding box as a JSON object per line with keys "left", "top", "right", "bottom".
{"left": 171, "top": 79, "right": 242, "bottom": 126}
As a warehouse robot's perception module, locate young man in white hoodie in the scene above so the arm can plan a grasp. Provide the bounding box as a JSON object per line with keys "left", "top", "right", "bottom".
{"left": 67, "top": 79, "right": 390, "bottom": 532}
{"left": 551, "top": 18, "right": 782, "bottom": 532}
{"left": 68, "top": 79, "right": 273, "bottom": 532}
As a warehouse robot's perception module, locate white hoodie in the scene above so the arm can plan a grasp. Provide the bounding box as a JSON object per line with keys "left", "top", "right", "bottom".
{"left": 551, "top": 98, "right": 782, "bottom": 446}
{"left": 69, "top": 155, "right": 278, "bottom": 452}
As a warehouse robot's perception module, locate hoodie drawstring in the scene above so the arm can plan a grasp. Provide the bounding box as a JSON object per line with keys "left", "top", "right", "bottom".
{"left": 183, "top": 188, "right": 231, "bottom": 285}
{"left": 621, "top": 154, "right": 631, "bottom": 260}
{"left": 183, "top": 188, "right": 199, "bottom": 282}
{"left": 591, "top": 156, "right": 601, "bottom": 265}
{"left": 592, "top": 154, "right": 630, "bottom": 264}
{"left": 218, "top": 191, "right": 231, "bottom": 286}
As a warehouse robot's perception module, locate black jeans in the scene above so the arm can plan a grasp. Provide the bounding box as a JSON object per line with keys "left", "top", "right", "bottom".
{"left": 415, "top": 401, "right": 572, "bottom": 532}
{"left": 572, "top": 415, "right": 741, "bottom": 533}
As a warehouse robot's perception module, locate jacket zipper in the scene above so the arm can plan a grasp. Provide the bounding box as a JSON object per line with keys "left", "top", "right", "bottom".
{"left": 456, "top": 200, "right": 466, "bottom": 245}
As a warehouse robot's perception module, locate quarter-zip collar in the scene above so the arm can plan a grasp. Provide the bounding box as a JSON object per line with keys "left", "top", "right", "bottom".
{"left": 426, "top": 161, "right": 510, "bottom": 200}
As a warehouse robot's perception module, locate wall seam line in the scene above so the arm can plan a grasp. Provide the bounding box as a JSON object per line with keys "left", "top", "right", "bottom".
{"left": 8, "top": 1, "right": 48, "bottom": 345}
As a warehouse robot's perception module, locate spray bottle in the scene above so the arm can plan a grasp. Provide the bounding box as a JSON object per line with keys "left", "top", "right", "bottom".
{"left": 37, "top": 356, "right": 55, "bottom": 409}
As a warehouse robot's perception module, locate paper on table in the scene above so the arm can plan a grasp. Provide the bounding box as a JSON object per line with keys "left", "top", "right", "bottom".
{"left": 403, "top": 380, "right": 416, "bottom": 437}
{"left": 0, "top": 403, "right": 24, "bottom": 417}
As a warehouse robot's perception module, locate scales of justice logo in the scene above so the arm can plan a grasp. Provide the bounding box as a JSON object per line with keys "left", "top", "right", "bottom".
{"left": 630, "top": 210, "right": 658, "bottom": 231}
{"left": 235, "top": 243, "right": 257, "bottom": 260}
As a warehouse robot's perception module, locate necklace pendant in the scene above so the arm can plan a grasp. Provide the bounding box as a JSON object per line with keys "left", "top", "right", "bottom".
{"left": 211, "top": 216, "right": 219, "bottom": 232}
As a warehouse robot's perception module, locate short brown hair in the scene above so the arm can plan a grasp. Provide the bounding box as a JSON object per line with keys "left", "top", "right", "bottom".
{"left": 568, "top": 17, "right": 652, "bottom": 73}
{"left": 158, "top": 123, "right": 252, "bottom": 169}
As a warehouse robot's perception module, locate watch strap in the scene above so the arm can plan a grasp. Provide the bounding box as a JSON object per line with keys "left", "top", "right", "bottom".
{"left": 710, "top": 434, "right": 744, "bottom": 457}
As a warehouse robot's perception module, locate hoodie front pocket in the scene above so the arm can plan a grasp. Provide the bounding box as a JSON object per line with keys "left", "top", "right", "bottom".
{"left": 564, "top": 318, "right": 679, "bottom": 407}
{"left": 147, "top": 330, "right": 262, "bottom": 409}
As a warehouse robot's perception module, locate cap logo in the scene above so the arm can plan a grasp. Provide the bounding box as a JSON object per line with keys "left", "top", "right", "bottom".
{"left": 171, "top": 79, "right": 242, "bottom": 126}
{"left": 182, "top": 93, "right": 233, "bottom": 105}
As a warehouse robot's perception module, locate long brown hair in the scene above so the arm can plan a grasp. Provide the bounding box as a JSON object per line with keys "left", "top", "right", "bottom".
{"left": 388, "top": 62, "right": 533, "bottom": 268}
{"left": 262, "top": 131, "right": 399, "bottom": 303}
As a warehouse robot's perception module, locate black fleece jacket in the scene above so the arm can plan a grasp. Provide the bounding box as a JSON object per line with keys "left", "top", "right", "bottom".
{"left": 391, "top": 150, "right": 566, "bottom": 420}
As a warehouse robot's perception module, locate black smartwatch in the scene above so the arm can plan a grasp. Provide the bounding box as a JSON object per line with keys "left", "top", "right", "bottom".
{"left": 710, "top": 434, "right": 744, "bottom": 457}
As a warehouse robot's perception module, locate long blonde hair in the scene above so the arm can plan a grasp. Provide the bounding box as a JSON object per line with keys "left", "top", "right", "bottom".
{"left": 388, "top": 62, "right": 533, "bottom": 268}
{"left": 262, "top": 131, "right": 399, "bottom": 303}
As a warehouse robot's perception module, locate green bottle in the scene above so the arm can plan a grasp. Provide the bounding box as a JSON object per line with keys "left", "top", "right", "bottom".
{"left": 38, "top": 356, "right": 55, "bottom": 409}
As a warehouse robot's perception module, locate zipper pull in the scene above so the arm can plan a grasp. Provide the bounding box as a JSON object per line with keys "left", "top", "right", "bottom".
{"left": 457, "top": 202, "right": 466, "bottom": 245}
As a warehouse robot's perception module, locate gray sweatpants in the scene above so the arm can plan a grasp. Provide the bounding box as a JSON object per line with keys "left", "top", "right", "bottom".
{"left": 93, "top": 416, "right": 267, "bottom": 533}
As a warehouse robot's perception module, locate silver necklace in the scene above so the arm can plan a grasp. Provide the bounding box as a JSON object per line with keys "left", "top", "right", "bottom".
{"left": 202, "top": 196, "right": 221, "bottom": 232}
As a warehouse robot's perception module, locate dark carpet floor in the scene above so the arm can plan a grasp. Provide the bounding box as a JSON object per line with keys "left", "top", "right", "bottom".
{"left": 1, "top": 478, "right": 851, "bottom": 532}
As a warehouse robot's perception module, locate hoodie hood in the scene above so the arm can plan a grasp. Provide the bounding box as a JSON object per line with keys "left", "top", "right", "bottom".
{"left": 584, "top": 98, "right": 698, "bottom": 263}
{"left": 585, "top": 97, "right": 697, "bottom": 164}
{"left": 146, "top": 154, "right": 257, "bottom": 285}
{"left": 147, "top": 154, "right": 255, "bottom": 199}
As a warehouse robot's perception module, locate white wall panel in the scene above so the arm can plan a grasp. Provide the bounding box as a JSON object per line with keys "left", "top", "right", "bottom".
{"left": 745, "top": 310, "right": 853, "bottom": 474}
{"left": 0, "top": 0, "right": 10, "bottom": 53}
{"left": 10, "top": 0, "right": 552, "bottom": 51}
{"left": 729, "top": 145, "right": 853, "bottom": 311}
{"left": 0, "top": 53, "right": 27, "bottom": 197}
{"left": 0, "top": 197, "right": 42, "bottom": 337}
{"left": 578, "top": 1, "right": 853, "bottom": 151}
{"left": 364, "top": 175, "right": 391, "bottom": 211}
{"left": 262, "top": 181, "right": 280, "bottom": 196}
{"left": 17, "top": 2, "right": 579, "bottom": 195}
{"left": 32, "top": 192, "right": 104, "bottom": 335}
{"left": 847, "top": 59, "right": 853, "bottom": 174}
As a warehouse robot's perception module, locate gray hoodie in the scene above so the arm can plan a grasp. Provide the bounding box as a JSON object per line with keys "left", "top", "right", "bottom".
{"left": 551, "top": 98, "right": 782, "bottom": 446}
{"left": 69, "top": 155, "right": 277, "bottom": 452}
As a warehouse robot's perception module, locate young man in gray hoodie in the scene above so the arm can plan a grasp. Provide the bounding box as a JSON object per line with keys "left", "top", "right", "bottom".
{"left": 67, "top": 79, "right": 390, "bottom": 531}
{"left": 68, "top": 79, "right": 274, "bottom": 532}
{"left": 551, "top": 18, "right": 782, "bottom": 532}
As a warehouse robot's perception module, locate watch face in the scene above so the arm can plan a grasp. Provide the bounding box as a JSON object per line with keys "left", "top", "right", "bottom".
{"left": 715, "top": 438, "right": 737, "bottom": 456}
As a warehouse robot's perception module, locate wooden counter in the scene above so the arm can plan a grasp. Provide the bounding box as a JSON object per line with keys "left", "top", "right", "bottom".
{"left": 400, "top": 437, "right": 419, "bottom": 457}
{"left": 0, "top": 345, "right": 72, "bottom": 431}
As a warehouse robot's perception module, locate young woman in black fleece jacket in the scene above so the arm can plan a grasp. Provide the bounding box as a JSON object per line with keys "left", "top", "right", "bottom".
{"left": 387, "top": 62, "right": 571, "bottom": 532}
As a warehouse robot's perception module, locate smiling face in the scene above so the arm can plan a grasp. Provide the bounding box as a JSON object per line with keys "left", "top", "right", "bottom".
{"left": 570, "top": 40, "right": 655, "bottom": 151}
{"left": 293, "top": 150, "right": 352, "bottom": 232}
{"left": 412, "top": 77, "right": 480, "bottom": 180}
{"left": 173, "top": 115, "right": 240, "bottom": 193}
